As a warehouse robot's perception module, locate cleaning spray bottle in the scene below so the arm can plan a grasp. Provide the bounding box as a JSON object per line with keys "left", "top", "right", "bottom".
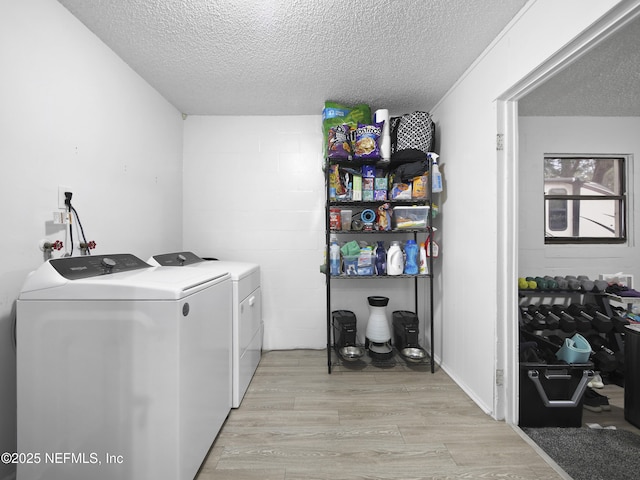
{"left": 426, "top": 234, "right": 439, "bottom": 259}
{"left": 428, "top": 152, "right": 443, "bottom": 193}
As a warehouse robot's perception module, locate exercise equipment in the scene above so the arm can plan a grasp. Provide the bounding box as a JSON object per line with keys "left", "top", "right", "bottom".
{"left": 531, "top": 276, "right": 547, "bottom": 290}
{"left": 584, "top": 303, "right": 613, "bottom": 333}
{"left": 567, "top": 304, "right": 594, "bottom": 332}
{"left": 587, "top": 334, "right": 619, "bottom": 373}
{"left": 577, "top": 275, "right": 595, "bottom": 292}
{"left": 554, "top": 276, "right": 569, "bottom": 290}
{"left": 536, "top": 305, "right": 560, "bottom": 330}
{"left": 551, "top": 305, "right": 577, "bottom": 333}
{"left": 520, "top": 306, "right": 545, "bottom": 330}
{"left": 543, "top": 276, "right": 559, "bottom": 290}
{"left": 564, "top": 276, "right": 581, "bottom": 291}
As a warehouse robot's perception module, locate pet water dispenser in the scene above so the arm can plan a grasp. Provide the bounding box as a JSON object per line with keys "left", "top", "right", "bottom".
{"left": 332, "top": 310, "right": 364, "bottom": 361}
{"left": 365, "top": 296, "right": 393, "bottom": 361}
{"left": 392, "top": 310, "right": 427, "bottom": 363}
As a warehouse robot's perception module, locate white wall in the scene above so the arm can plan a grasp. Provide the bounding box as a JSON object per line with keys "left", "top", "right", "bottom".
{"left": 182, "top": 116, "right": 325, "bottom": 349}
{"left": 182, "top": 116, "right": 428, "bottom": 351}
{"left": 0, "top": 1, "right": 183, "bottom": 477}
{"left": 519, "top": 116, "right": 640, "bottom": 278}
{"left": 430, "top": 0, "right": 624, "bottom": 416}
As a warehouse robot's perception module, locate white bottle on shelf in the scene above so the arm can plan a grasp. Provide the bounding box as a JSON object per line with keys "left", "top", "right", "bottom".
{"left": 419, "top": 242, "right": 428, "bottom": 274}
{"left": 387, "top": 241, "right": 404, "bottom": 276}
{"left": 429, "top": 152, "right": 443, "bottom": 193}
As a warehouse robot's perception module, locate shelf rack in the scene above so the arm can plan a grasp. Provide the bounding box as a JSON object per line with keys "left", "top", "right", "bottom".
{"left": 324, "top": 158, "right": 435, "bottom": 373}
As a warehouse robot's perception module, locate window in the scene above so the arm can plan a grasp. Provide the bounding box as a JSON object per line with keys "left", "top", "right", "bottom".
{"left": 544, "top": 156, "right": 626, "bottom": 244}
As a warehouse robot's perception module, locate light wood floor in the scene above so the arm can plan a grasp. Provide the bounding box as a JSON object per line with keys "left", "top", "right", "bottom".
{"left": 195, "top": 349, "right": 565, "bottom": 480}
{"left": 582, "top": 381, "right": 640, "bottom": 434}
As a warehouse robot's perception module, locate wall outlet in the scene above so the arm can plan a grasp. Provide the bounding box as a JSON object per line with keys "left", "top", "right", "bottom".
{"left": 58, "top": 185, "right": 72, "bottom": 209}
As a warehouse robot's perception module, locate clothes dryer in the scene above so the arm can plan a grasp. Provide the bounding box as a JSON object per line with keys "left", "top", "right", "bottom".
{"left": 16, "top": 254, "right": 232, "bottom": 480}
{"left": 149, "top": 251, "right": 262, "bottom": 407}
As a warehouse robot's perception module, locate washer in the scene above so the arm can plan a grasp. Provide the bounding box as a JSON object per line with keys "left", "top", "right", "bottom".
{"left": 149, "top": 252, "right": 262, "bottom": 408}
{"left": 16, "top": 254, "right": 232, "bottom": 480}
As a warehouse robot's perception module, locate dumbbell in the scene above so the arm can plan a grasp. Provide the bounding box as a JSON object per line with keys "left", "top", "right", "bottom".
{"left": 536, "top": 305, "right": 560, "bottom": 330}
{"left": 584, "top": 304, "right": 613, "bottom": 333}
{"left": 532, "top": 276, "right": 559, "bottom": 290}
{"left": 519, "top": 307, "right": 536, "bottom": 329}
{"left": 519, "top": 277, "right": 537, "bottom": 290}
{"left": 577, "top": 275, "right": 595, "bottom": 292}
{"left": 587, "top": 335, "right": 619, "bottom": 373}
{"left": 528, "top": 304, "right": 562, "bottom": 330}
{"left": 564, "top": 276, "right": 581, "bottom": 291}
{"left": 529, "top": 276, "right": 547, "bottom": 290}
{"left": 551, "top": 305, "right": 577, "bottom": 333}
{"left": 593, "top": 279, "right": 609, "bottom": 293}
{"left": 567, "top": 304, "right": 593, "bottom": 332}
{"left": 553, "top": 276, "right": 569, "bottom": 290}
{"left": 521, "top": 306, "right": 547, "bottom": 330}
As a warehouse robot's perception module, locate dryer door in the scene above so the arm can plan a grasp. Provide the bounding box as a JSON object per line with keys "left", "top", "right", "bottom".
{"left": 234, "top": 287, "right": 262, "bottom": 407}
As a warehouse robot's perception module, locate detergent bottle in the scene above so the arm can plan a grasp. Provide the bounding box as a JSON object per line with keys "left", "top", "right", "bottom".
{"left": 419, "top": 242, "right": 428, "bottom": 274}
{"left": 329, "top": 237, "right": 341, "bottom": 276}
{"left": 375, "top": 241, "right": 386, "bottom": 276}
{"left": 387, "top": 241, "right": 404, "bottom": 276}
{"left": 404, "top": 239, "right": 419, "bottom": 275}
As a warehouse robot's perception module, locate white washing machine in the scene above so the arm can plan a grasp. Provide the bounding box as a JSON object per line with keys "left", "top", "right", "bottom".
{"left": 149, "top": 252, "right": 262, "bottom": 408}
{"left": 16, "top": 254, "right": 232, "bottom": 480}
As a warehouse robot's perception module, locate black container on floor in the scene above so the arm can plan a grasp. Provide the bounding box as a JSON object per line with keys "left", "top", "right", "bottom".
{"left": 519, "top": 362, "right": 593, "bottom": 427}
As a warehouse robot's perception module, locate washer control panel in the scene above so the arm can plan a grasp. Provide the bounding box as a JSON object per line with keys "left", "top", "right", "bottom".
{"left": 152, "top": 251, "right": 205, "bottom": 266}
{"left": 50, "top": 254, "right": 150, "bottom": 279}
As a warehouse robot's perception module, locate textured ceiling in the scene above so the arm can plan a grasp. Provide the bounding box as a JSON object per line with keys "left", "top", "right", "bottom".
{"left": 57, "top": 0, "right": 528, "bottom": 115}
{"left": 519, "top": 13, "right": 640, "bottom": 117}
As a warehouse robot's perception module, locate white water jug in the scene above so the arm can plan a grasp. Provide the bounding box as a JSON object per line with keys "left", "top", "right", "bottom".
{"left": 365, "top": 296, "right": 391, "bottom": 343}
{"left": 387, "top": 241, "right": 404, "bottom": 276}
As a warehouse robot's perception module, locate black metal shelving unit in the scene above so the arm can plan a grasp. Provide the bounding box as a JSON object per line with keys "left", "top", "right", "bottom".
{"left": 324, "top": 158, "right": 436, "bottom": 373}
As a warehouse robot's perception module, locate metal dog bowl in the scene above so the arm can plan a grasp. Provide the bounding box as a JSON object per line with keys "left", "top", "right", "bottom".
{"left": 400, "top": 347, "right": 427, "bottom": 363}
{"left": 338, "top": 345, "right": 365, "bottom": 361}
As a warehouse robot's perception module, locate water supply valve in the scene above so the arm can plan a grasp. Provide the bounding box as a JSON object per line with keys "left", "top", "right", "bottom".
{"left": 80, "top": 240, "right": 97, "bottom": 256}
{"left": 39, "top": 239, "right": 63, "bottom": 260}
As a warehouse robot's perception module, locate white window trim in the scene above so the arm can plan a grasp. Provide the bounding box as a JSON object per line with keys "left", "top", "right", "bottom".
{"left": 542, "top": 153, "right": 633, "bottom": 251}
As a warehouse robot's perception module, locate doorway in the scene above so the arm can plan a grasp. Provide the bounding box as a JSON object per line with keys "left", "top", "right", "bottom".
{"left": 498, "top": 2, "right": 640, "bottom": 425}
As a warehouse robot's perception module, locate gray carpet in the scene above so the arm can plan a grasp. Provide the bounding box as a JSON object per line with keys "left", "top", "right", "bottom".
{"left": 523, "top": 427, "right": 640, "bottom": 480}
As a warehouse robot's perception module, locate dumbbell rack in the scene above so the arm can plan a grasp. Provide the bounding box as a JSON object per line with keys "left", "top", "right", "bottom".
{"left": 519, "top": 289, "right": 626, "bottom": 386}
